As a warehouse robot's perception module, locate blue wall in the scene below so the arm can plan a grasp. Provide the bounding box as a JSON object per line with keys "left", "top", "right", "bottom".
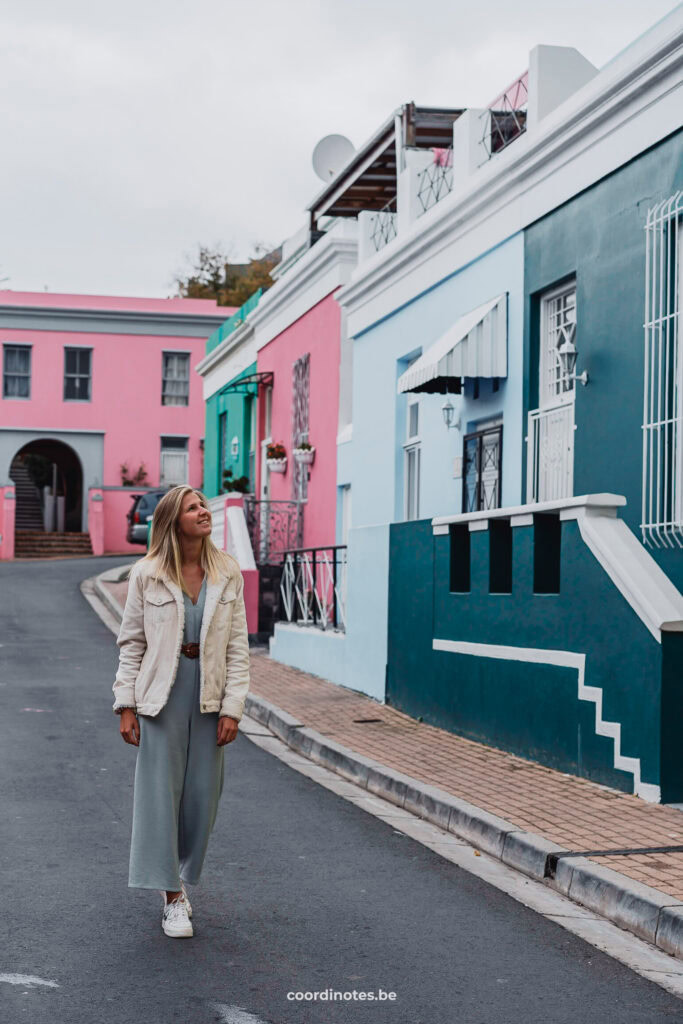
{"left": 524, "top": 129, "right": 683, "bottom": 584}
{"left": 387, "top": 516, "right": 683, "bottom": 800}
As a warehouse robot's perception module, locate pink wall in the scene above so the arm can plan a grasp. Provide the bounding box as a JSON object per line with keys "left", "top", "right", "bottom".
{"left": 256, "top": 292, "right": 341, "bottom": 550}
{"left": 101, "top": 489, "right": 150, "bottom": 554}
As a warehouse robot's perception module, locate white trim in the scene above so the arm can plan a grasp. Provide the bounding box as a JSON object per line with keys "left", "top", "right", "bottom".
{"left": 432, "top": 638, "right": 660, "bottom": 802}
{"left": 250, "top": 223, "right": 358, "bottom": 353}
{"left": 432, "top": 492, "right": 626, "bottom": 528}
{"left": 337, "top": 11, "right": 683, "bottom": 338}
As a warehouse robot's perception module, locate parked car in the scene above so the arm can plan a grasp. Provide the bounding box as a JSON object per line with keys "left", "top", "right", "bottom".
{"left": 126, "top": 489, "right": 169, "bottom": 544}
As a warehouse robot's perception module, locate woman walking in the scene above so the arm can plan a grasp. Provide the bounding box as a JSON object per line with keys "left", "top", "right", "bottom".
{"left": 112, "top": 485, "right": 250, "bottom": 938}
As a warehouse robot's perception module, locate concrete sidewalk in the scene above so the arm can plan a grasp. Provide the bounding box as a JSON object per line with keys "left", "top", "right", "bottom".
{"left": 96, "top": 567, "right": 683, "bottom": 961}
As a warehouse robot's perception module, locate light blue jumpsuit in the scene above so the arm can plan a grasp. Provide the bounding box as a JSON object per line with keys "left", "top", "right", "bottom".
{"left": 128, "top": 578, "right": 225, "bottom": 890}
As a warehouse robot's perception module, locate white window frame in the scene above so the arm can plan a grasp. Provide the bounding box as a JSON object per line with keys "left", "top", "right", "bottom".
{"left": 63, "top": 345, "right": 92, "bottom": 402}
{"left": 642, "top": 191, "right": 683, "bottom": 547}
{"left": 403, "top": 399, "right": 421, "bottom": 521}
{"left": 161, "top": 351, "right": 190, "bottom": 406}
{"left": 3, "top": 343, "right": 31, "bottom": 400}
{"left": 539, "top": 281, "right": 577, "bottom": 408}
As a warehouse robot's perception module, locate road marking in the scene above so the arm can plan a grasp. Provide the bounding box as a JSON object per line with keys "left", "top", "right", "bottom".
{"left": 0, "top": 974, "right": 59, "bottom": 989}
{"left": 241, "top": 714, "right": 683, "bottom": 1001}
{"left": 211, "top": 1004, "right": 271, "bottom": 1024}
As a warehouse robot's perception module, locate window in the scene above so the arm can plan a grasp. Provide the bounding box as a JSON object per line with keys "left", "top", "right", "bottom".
{"left": 3, "top": 344, "right": 31, "bottom": 399}
{"left": 642, "top": 192, "right": 683, "bottom": 546}
{"left": 218, "top": 412, "right": 228, "bottom": 492}
{"left": 292, "top": 353, "right": 310, "bottom": 501}
{"left": 404, "top": 399, "right": 421, "bottom": 521}
{"left": 64, "top": 347, "right": 92, "bottom": 401}
{"left": 160, "top": 436, "right": 189, "bottom": 485}
{"left": 462, "top": 423, "right": 502, "bottom": 512}
{"left": 540, "top": 283, "right": 577, "bottom": 406}
{"left": 162, "top": 352, "right": 190, "bottom": 406}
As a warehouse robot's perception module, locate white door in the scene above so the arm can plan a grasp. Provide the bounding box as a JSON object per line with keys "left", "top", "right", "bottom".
{"left": 528, "top": 283, "right": 576, "bottom": 502}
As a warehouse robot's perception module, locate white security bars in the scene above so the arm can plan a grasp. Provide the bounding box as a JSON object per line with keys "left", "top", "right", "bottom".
{"left": 642, "top": 191, "right": 682, "bottom": 548}
{"left": 527, "top": 402, "right": 575, "bottom": 503}
{"left": 280, "top": 547, "right": 347, "bottom": 631}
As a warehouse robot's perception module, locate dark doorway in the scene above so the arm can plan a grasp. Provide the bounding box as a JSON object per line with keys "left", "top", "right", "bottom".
{"left": 10, "top": 440, "right": 83, "bottom": 533}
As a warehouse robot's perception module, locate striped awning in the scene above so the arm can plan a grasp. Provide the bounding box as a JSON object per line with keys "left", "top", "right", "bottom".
{"left": 397, "top": 294, "right": 507, "bottom": 395}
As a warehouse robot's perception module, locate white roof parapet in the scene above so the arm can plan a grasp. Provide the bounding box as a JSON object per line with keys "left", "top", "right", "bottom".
{"left": 432, "top": 492, "right": 683, "bottom": 640}
{"left": 397, "top": 294, "right": 506, "bottom": 394}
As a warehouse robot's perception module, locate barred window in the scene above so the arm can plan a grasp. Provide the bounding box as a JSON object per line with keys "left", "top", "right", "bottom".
{"left": 642, "top": 191, "right": 683, "bottom": 546}
{"left": 3, "top": 344, "right": 31, "bottom": 399}
{"left": 64, "top": 347, "right": 92, "bottom": 401}
{"left": 162, "top": 352, "right": 190, "bottom": 406}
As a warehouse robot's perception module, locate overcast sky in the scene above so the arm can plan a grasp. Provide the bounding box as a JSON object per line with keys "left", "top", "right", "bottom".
{"left": 2, "top": 0, "right": 680, "bottom": 298}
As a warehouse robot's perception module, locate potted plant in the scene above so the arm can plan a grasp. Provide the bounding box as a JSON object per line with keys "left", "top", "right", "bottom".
{"left": 266, "top": 442, "right": 287, "bottom": 473}
{"left": 222, "top": 469, "right": 251, "bottom": 493}
{"left": 293, "top": 440, "right": 315, "bottom": 466}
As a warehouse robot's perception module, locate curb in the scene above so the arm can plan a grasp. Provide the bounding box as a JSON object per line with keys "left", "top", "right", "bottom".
{"left": 89, "top": 567, "right": 683, "bottom": 962}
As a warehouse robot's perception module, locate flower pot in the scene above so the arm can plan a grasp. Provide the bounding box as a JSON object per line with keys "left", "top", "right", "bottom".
{"left": 267, "top": 457, "right": 287, "bottom": 474}
{"left": 293, "top": 447, "right": 315, "bottom": 466}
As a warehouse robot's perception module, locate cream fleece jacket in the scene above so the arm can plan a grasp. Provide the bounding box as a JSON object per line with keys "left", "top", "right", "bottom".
{"left": 112, "top": 557, "right": 250, "bottom": 720}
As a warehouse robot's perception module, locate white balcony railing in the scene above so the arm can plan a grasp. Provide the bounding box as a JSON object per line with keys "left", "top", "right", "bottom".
{"left": 526, "top": 401, "right": 575, "bottom": 504}
{"left": 279, "top": 546, "right": 347, "bottom": 631}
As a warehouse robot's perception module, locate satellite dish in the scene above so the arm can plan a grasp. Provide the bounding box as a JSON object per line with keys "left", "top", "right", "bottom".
{"left": 312, "top": 134, "right": 355, "bottom": 182}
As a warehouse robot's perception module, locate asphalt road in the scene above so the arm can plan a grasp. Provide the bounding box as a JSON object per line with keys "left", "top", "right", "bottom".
{"left": 2, "top": 555, "right": 683, "bottom": 1024}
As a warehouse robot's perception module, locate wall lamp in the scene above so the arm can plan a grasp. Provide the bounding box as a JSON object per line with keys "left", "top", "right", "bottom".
{"left": 558, "top": 337, "right": 589, "bottom": 386}
{"left": 441, "top": 399, "right": 461, "bottom": 430}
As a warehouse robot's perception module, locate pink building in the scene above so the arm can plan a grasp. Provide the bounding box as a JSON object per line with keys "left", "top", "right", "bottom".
{"left": 255, "top": 291, "right": 341, "bottom": 551}
{"left": 0, "top": 291, "right": 228, "bottom": 559}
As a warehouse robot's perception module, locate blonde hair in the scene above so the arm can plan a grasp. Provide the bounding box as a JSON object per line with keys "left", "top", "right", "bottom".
{"left": 140, "top": 486, "right": 237, "bottom": 592}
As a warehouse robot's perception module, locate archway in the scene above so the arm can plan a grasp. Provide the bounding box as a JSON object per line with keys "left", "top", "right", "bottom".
{"left": 9, "top": 439, "right": 83, "bottom": 534}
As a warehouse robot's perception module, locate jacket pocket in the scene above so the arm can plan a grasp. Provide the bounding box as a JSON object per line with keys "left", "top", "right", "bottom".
{"left": 144, "top": 592, "right": 176, "bottom": 624}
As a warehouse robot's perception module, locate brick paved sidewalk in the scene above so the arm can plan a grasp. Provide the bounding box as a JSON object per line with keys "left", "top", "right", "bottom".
{"left": 101, "top": 575, "right": 683, "bottom": 903}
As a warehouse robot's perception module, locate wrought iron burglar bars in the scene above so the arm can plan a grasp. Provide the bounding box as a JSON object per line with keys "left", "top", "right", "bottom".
{"left": 243, "top": 497, "right": 303, "bottom": 564}
{"left": 642, "top": 192, "right": 683, "bottom": 548}
{"left": 526, "top": 402, "right": 575, "bottom": 504}
{"left": 279, "top": 545, "right": 348, "bottom": 631}
{"left": 369, "top": 196, "right": 398, "bottom": 252}
{"left": 479, "top": 71, "right": 528, "bottom": 164}
{"left": 417, "top": 147, "right": 454, "bottom": 215}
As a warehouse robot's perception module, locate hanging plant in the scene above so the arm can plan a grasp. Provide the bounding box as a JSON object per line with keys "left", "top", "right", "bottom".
{"left": 293, "top": 441, "right": 315, "bottom": 465}
{"left": 266, "top": 441, "right": 287, "bottom": 473}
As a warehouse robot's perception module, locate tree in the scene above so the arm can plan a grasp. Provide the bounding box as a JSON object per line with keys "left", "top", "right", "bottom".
{"left": 174, "top": 243, "right": 280, "bottom": 307}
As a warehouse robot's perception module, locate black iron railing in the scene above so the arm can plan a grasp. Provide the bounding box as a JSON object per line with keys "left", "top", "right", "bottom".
{"left": 243, "top": 497, "right": 303, "bottom": 565}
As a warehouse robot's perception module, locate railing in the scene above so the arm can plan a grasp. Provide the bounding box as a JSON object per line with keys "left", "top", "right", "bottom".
{"left": 479, "top": 70, "right": 528, "bottom": 164}
{"left": 279, "top": 545, "right": 348, "bottom": 631}
{"left": 369, "top": 197, "right": 398, "bottom": 252}
{"left": 416, "top": 147, "right": 454, "bottom": 215}
{"left": 526, "top": 401, "right": 574, "bottom": 504}
{"left": 243, "top": 497, "right": 303, "bottom": 565}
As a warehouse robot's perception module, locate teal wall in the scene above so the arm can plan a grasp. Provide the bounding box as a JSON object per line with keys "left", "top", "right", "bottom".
{"left": 387, "top": 517, "right": 683, "bottom": 800}
{"left": 523, "top": 129, "right": 683, "bottom": 585}
{"left": 203, "top": 361, "right": 257, "bottom": 499}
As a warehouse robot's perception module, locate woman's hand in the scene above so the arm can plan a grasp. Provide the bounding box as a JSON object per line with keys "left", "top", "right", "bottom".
{"left": 119, "top": 708, "right": 140, "bottom": 746}
{"left": 217, "top": 716, "right": 238, "bottom": 746}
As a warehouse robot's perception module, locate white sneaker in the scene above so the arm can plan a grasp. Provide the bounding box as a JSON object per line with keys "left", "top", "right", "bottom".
{"left": 180, "top": 881, "right": 193, "bottom": 919}
{"left": 160, "top": 886, "right": 192, "bottom": 919}
{"left": 162, "top": 894, "right": 193, "bottom": 938}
